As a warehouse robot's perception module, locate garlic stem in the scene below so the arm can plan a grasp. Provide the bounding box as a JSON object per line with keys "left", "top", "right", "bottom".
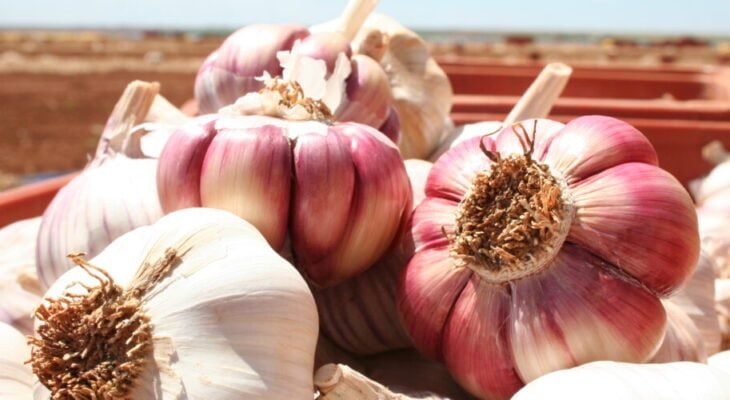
{"left": 315, "top": 364, "right": 442, "bottom": 400}
{"left": 95, "top": 80, "right": 160, "bottom": 157}
{"left": 145, "top": 94, "right": 190, "bottom": 125}
{"left": 503, "top": 63, "right": 572, "bottom": 125}
{"left": 702, "top": 140, "right": 730, "bottom": 165}
{"left": 337, "top": 0, "right": 379, "bottom": 42}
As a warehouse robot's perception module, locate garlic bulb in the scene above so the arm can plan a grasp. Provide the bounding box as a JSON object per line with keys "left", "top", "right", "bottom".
{"left": 652, "top": 252, "right": 721, "bottom": 362}
{"left": 194, "top": 0, "right": 393, "bottom": 131}
{"left": 314, "top": 159, "right": 430, "bottom": 354}
{"left": 30, "top": 208, "right": 318, "bottom": 399}
{"left": 0, "top": 217, "right": 43, "bottom": 334}
{"left": 159, "top": 68, "right": 410, "bottom": 288}
{"left": 350, "top": 13, "right": 453, "bottom": 159}
{"left": 0, "top": 322, "right": 34, "bottom": 399}
{"left": 400, "top": 116, "right": 699, "bottom": 399}
{"left": 36, "top": 81, "right": 180, "bottom": 288}
{"left": 512, "top": 361, "right": 730, "bottom": 400}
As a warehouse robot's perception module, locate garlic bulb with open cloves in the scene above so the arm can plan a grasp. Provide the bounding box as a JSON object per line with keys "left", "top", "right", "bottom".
{"left": 194, "top": 0, "right": 394, "bottom": 133}
{"left": 30, "top": 207, "right": 318, "bottom": 400}
{"left": 0, "top": 217, "right": 43, "bottom": 334}
{"left": 0, "top": 322, "right": 34, "bottom": 399}
{"left": 159, "top": 60, "right": 410, "bottom": 288}
{"left": 35, "top": 81, "right": 184, "bottom": 289}
{"left": 399, "top": 116, "right": 699, "bottom": 399}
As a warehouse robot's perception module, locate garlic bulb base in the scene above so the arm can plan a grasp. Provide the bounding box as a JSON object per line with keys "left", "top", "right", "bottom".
{"left": 449, "top": 128, "right": 573, "bottom": 283}
{"left": 30, "top": 250, "right": 179, "bottom": 398}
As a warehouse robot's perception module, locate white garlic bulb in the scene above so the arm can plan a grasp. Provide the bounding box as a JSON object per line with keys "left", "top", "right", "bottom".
{"left": 350, "top": 13, "right": 453, "bottom": 159}
{"left": 512, "top": 361, "right": 730, "bottom": 400}
{"left": 0, "top": 322, "right": 34, "bottom": 399}
{"left": 30, "top": 208, "right": 319, "bottom": 399}
{"left": 0, "top": 217, "right": 43, "bottom": 334}
{"left": 36, "top": 81, "right": 182, "bottom": 288}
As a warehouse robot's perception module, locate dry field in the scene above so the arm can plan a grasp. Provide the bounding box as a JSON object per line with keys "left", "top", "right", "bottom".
{"left": 1, "top": 30, "right": 729, "bottom": 189}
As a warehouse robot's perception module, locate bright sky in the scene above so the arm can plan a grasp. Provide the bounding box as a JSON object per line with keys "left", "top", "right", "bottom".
{"left": 2, "top": 0, "right": 730, "bottom": 36}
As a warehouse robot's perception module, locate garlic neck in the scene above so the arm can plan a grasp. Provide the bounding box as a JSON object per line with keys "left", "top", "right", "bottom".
{"left": 450, "top": 154, "right": 573, "bottom": 283}
{"left": 29, "top": 250, "right": 179, "bottom": 398}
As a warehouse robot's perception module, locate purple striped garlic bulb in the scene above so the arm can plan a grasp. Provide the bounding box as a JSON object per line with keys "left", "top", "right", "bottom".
{"left": 399, "top": 116, "right": 700, "bottom": 399}
{"left": 159, "top": 65, "right": 410, "bottom": 287}
{"left": 194, "top": 0, "right": 395, "bottom": 136}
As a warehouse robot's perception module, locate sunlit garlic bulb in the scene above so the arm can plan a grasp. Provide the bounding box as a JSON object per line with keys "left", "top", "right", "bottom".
{"left": 399, "top": 116, "right": 699, "bottom": 399}
{"left": 30, "top": 208, "right": 318, "bottom": 399}
{"left": 0, "top": 322, "right": 34, "bottom": 399}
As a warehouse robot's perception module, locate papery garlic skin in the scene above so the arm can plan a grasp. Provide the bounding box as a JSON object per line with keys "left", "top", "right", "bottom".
{"left": 0, "top": 217, "right": 42, "bottom": 334}
{"left": 0, "top": 322, "right": 34, "bottom": 399}
{"left": 314, "top": 159, "right": 430, "bottom": 354}
{"left": 400, "top": 116, "right": 699, "bottom": 399}
{"left": 512, "top": 361, "right": 730, "bottom": 400}
{"left": 33, "top": 208, "right": 318, "bottom": 400}
{"left": 158, "top": 115, "right": 410, "bottom": 287}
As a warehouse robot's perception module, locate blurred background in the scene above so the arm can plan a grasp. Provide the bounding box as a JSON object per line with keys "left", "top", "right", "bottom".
{"left": 2, "top": 0, "right": 730, "bottom": 189}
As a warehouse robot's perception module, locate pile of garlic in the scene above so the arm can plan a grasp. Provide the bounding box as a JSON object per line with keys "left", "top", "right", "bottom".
{"left": 6, "top": 2, "right": 730, "bottom": 399}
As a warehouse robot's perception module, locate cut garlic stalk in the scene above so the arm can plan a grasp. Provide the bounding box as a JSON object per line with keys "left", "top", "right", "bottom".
{"left": 0, "top": 322, "right": 34, "bottom": 399}
{"left": 36, "top": 81, "right": 175, "bottom": 289}
{"left": 31, "top": 208, "right": 318, "bottom": 399}
{"left": 400, "top": 116, "right": 699, "bottom": 399}
{"left": 512, "top": 361, "right": 730, "bottom": 400}
{"left": 0, "top": 217, "right": 42, "bottom": 334}
{"left": 431, "top": 62, "right": 572, "bottom": 160}
{"left": 315, "top": 364, "right": 448, "bottom": 400}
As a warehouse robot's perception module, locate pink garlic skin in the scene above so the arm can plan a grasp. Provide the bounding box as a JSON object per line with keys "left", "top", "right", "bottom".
{"left": 194, "top": 26, "right": 394, "bottom": 129}
{"left": 378, "top": 106, "right": 401, "bottom": 144}
{"left": 158, "top": 115, "right": 411, "bottom": 287}
{"left": 399, "top": 116, "right": 699, "bottom": 399}
{"left": 314, "top": 159, "right": 430, "bottom": 355}
{"left": 194, "top": 24, "right": 309, "bottom": 113}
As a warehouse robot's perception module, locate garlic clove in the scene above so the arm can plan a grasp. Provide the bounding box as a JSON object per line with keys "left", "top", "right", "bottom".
{"left": 493, "top": 119, "right": 565, "bottom": 160}
{"left": 300, "top": 124, "right": 409, "bottom": 286}
{"left": 199, "top": 121, "right": 292, "bottom": 250}
{"left": 652, "top": 301, "right": 706, "bottom": 362}
{"left": 426, "top": 135, "right": 496, "bottom": 202}
{"left": 291, "top": 130, "right": 356, "bottom": 265}
{"left": 157, "top": 115, "right": 218, "bottom": 212}
{"left": 442, "top": 278, "right": 523, "bottom": 399}
{"left": 378, "top": 106, "right": 401, "bottom": 144}
{"left": 568, "top": 162, "right": 699, "bottom": 295}
{"left": 411, "top": 197, "right": 457, "bottom": 252}
{"left": 543, "top": 115, "right": 658, "bottom": 182}
{"left": 335, "top": 54, "right": 392, "bottom": 128}
{"left": 509, "top": 244, "right": 666, "bottom": 384}
{"left": 398, "top": 247, "right": 473, "bottom": 360}
{"left": 0, "top": 322, "right": 34, "bottom": 399}
{"left": 195, "top": 24, "right": 309, "bottom": 113}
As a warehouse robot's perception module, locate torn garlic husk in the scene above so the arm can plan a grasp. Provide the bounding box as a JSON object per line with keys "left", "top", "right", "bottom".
{"left": 0, "top": 322, "right": 34, "bottom": 399}
{"left": 30, "top": 208, "right": 318, "bottom": 400}
{"left": 36, "top": 81, "right": 184, "bottom": 289}
{"left": 400, "top": 116, "right": 699, "bottom": 399}
{"left": 512, "top": 360, "right": 730, "bottom": 400}
{"left": 0, "top": 217, "right": 43, "bottom": 335}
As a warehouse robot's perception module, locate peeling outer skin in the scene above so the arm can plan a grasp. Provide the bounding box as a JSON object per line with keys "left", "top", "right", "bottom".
{"left": 194, "top": 24, "right": 309, "bottom": 113}
{"left": 158, "top": 116, "right": 411, "bottom": 288}
{"left": 400, "top": 116, "right": 698, "bottom": 399}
